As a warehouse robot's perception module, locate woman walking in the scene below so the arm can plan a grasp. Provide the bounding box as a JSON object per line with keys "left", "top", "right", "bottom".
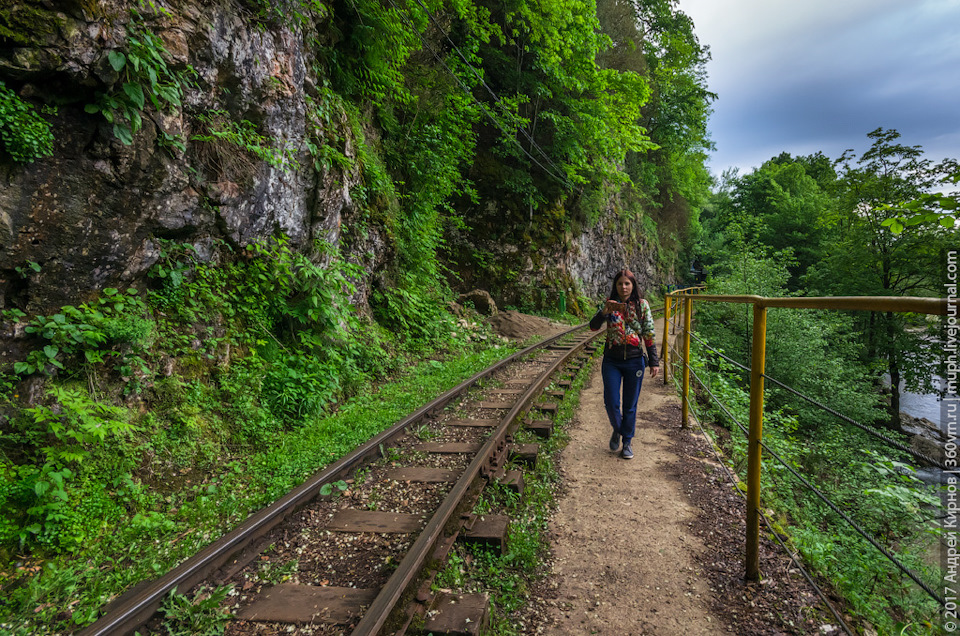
{"left": 589, "top": 269, "right": 659, "bottom": 459}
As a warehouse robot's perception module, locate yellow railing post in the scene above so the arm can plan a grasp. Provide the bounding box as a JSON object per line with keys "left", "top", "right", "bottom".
{"left": 661, "top": 294, "right": 672, "bottom": 383}
{"left": 680, "top": 296, "right": 692, "bottom": 428}
{"left": 671, "top": 292, "right": 683, "bottom": 335}
{"left": 745, "top": 303, "right": 767, "bottom": 581}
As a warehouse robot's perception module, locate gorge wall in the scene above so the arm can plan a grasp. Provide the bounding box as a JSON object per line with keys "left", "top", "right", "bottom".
{"left": 0, "top": 0, "right": 671, "bottom": 346}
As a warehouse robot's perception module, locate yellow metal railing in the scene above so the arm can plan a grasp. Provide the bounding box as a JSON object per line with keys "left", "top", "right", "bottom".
{"left": 660, "top": 285, "right": 704, "bottom": 387}
{"left": 664, "top": 292, "right": 952, "bottom": 581}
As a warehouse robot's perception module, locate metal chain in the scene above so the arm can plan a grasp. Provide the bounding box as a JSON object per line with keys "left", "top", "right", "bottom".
{"left": 687, "top": 363, "right": 749, "bottom": 437}
{"left": 758, "top": 438, "right": 945, "bottom": 607}
{"left": 760, "top": 372, "right": 947, "bottom": 470}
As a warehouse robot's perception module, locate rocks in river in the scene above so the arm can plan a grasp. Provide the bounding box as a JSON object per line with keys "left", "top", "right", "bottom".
{"left": 911, "top": 434, "right": 946, "bottom": 465}
{"left": 901, "top": 412, "right": 946, "bottom": 465}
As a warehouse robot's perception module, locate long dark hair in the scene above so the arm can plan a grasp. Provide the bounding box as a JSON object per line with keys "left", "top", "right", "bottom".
{"left": 608, "top": 269, "right": 642, "bottom": 305}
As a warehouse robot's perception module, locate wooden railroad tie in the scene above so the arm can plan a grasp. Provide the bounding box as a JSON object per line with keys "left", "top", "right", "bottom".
{"left": 446, "top": 418, "right": 499, "bottom": 428}
{"left": 236, "top": 584, "right": 379, "bottom": 625}
{"left": 477, "top": 401, "right": 512, "bottom": 410}
{"left": 417, "top": 592, "right": 490, "bottom": 636}
{"left": 384, "top": 467, "right": 459, "bottom": 483}
{"left": 326, "top": 510, "right": 425, "bottom": 533}
{"left": 498, "top": 469, "right": 524, "bottom": 496}
{"left": 419, "top": 442, "right": 485, "bottom": 454}
{"left": 533, "top": 402, "right": 558, "bottom": 417}
{"left": 525, "top": 420, "right": 553, "bottom": 438}
{"left": 509, "top": 443, "right": 539, "bottom": 466}
{"left": 460, "top": 514, "right": 509, "bottom": 554}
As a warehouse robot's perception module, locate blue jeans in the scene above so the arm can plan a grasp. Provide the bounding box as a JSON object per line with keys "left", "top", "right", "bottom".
{"left": 601, "top": 356, "right": 646, "bottom": 443}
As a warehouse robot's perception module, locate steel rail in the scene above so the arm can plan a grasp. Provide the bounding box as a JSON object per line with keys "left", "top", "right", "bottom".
{"left": 351, "top": 328, "right": 603, "bottom": 634}
{"left": 78, "top": 323, "right": 591, "bottom": 636}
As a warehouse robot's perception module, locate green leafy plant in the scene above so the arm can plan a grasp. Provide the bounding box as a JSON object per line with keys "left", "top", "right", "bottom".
{"left": 26, "top": 387, "right": 133, "bottom": 465}
{"left": 304, "top": 88, "right": 354, "bottom": 174}
{"left": 244, "top": 0, "right": 325, "bottom": 28}
{"left": 12, "top": 288, "right": 152, "bottom": 390}
{"left": 1, "top": 387, "right": 134, "bottom": 551}
{"left": 159, "top": 585, "right": 233, "bottom": 636}
{"left": 85, "top": 7, "right": 192, "bottom": 145}
{"left": 318, "top": 479, "right": 348, "bottom": 496}
{"left": 0, "top": 80, "right": 54, "bottom": 163}
{"left": 261, "top": 352, "right": 335, "bottom": 420}
{"left": 880, "top": 165, "right": 959, "bottom": 233}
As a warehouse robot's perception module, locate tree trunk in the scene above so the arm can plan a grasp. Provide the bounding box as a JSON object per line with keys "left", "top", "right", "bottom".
{"left": 885, "top": 311, "right": 904, "bottom": 433}
{"left": 888, "top": 359, "right": 903, "bottom": 433}
{"left": 866, "top": 312, "right": 876, "bottom": 360}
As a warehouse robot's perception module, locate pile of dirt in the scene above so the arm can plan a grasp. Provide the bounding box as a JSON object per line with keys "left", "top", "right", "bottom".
{"left": 488, "top": 310, "right": 571, "bottom": 340}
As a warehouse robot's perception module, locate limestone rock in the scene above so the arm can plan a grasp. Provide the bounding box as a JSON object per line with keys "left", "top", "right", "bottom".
{"left": 0, "top": 1, "right": 373, "bottom": 324}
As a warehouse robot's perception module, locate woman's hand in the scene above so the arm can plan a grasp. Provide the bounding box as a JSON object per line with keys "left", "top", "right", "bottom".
{"left": 603, "top": 300, "right": 625, "bottom": 315}
{"left": 649, "top": 366, "right": 660, "bottom": 378}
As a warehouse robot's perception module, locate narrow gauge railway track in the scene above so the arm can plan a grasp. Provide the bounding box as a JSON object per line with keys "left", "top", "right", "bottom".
{"left": 79, "top": 323, "right": 604, "bottom": 636}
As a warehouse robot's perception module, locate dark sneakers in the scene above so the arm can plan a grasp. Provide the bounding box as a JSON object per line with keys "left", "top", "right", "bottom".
{"left": 609, "top": 429, "right": 621, "bottom": 452}
{"left": 621, "top": 443, "right": 634, "bottom": 460}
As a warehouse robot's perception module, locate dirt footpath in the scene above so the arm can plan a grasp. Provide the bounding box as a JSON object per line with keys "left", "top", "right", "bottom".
{"left": 524, "top": 318, "right": 840, "bottom": 636}
{"left": 540, "top": 351, "right": 724, "bottom": 635}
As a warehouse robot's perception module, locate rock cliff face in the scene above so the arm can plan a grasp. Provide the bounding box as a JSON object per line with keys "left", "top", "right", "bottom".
{"left": 0, "top": 1, "right": 662, "bottom": 330}
{"left": 0, "top": 2, "right": 359, "bottom": 313}
{"left": 569, "top": 211, "right": 659, "bottom": 298}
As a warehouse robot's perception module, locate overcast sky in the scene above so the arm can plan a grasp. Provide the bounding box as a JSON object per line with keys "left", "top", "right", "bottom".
{"left": 676, "top": 0, "right": 960, "bottom": 178}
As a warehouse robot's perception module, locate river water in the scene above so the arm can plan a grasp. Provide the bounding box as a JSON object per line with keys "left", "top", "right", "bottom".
{"left": 895, "top": 376, "right": 956, "bottom": 484}
{"left": 897, "top": 375, "right": 952, "bottom": 429}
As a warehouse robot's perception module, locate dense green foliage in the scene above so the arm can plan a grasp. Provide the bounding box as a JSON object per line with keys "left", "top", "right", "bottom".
{"left": 84, "top": 6, "right": 193, "bottom": 146}
{"left": 881, "top": 163, "right": 959, "bottom": 235}
{"left": 685, "top": 333, "right": 941, "bottom": 633}
{"left": 691, "top": 129, "right": 953, "bottom": 632}
{"left": 0, "top": 81, "right": 53, "bottom": 163}
{"left": 704, "top": 131, "right": 952, "bottom": 430}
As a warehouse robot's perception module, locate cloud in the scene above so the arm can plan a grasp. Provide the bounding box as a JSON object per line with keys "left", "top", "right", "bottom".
{"left": 679, "top": 0, "right": 960, "bottom": 174}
